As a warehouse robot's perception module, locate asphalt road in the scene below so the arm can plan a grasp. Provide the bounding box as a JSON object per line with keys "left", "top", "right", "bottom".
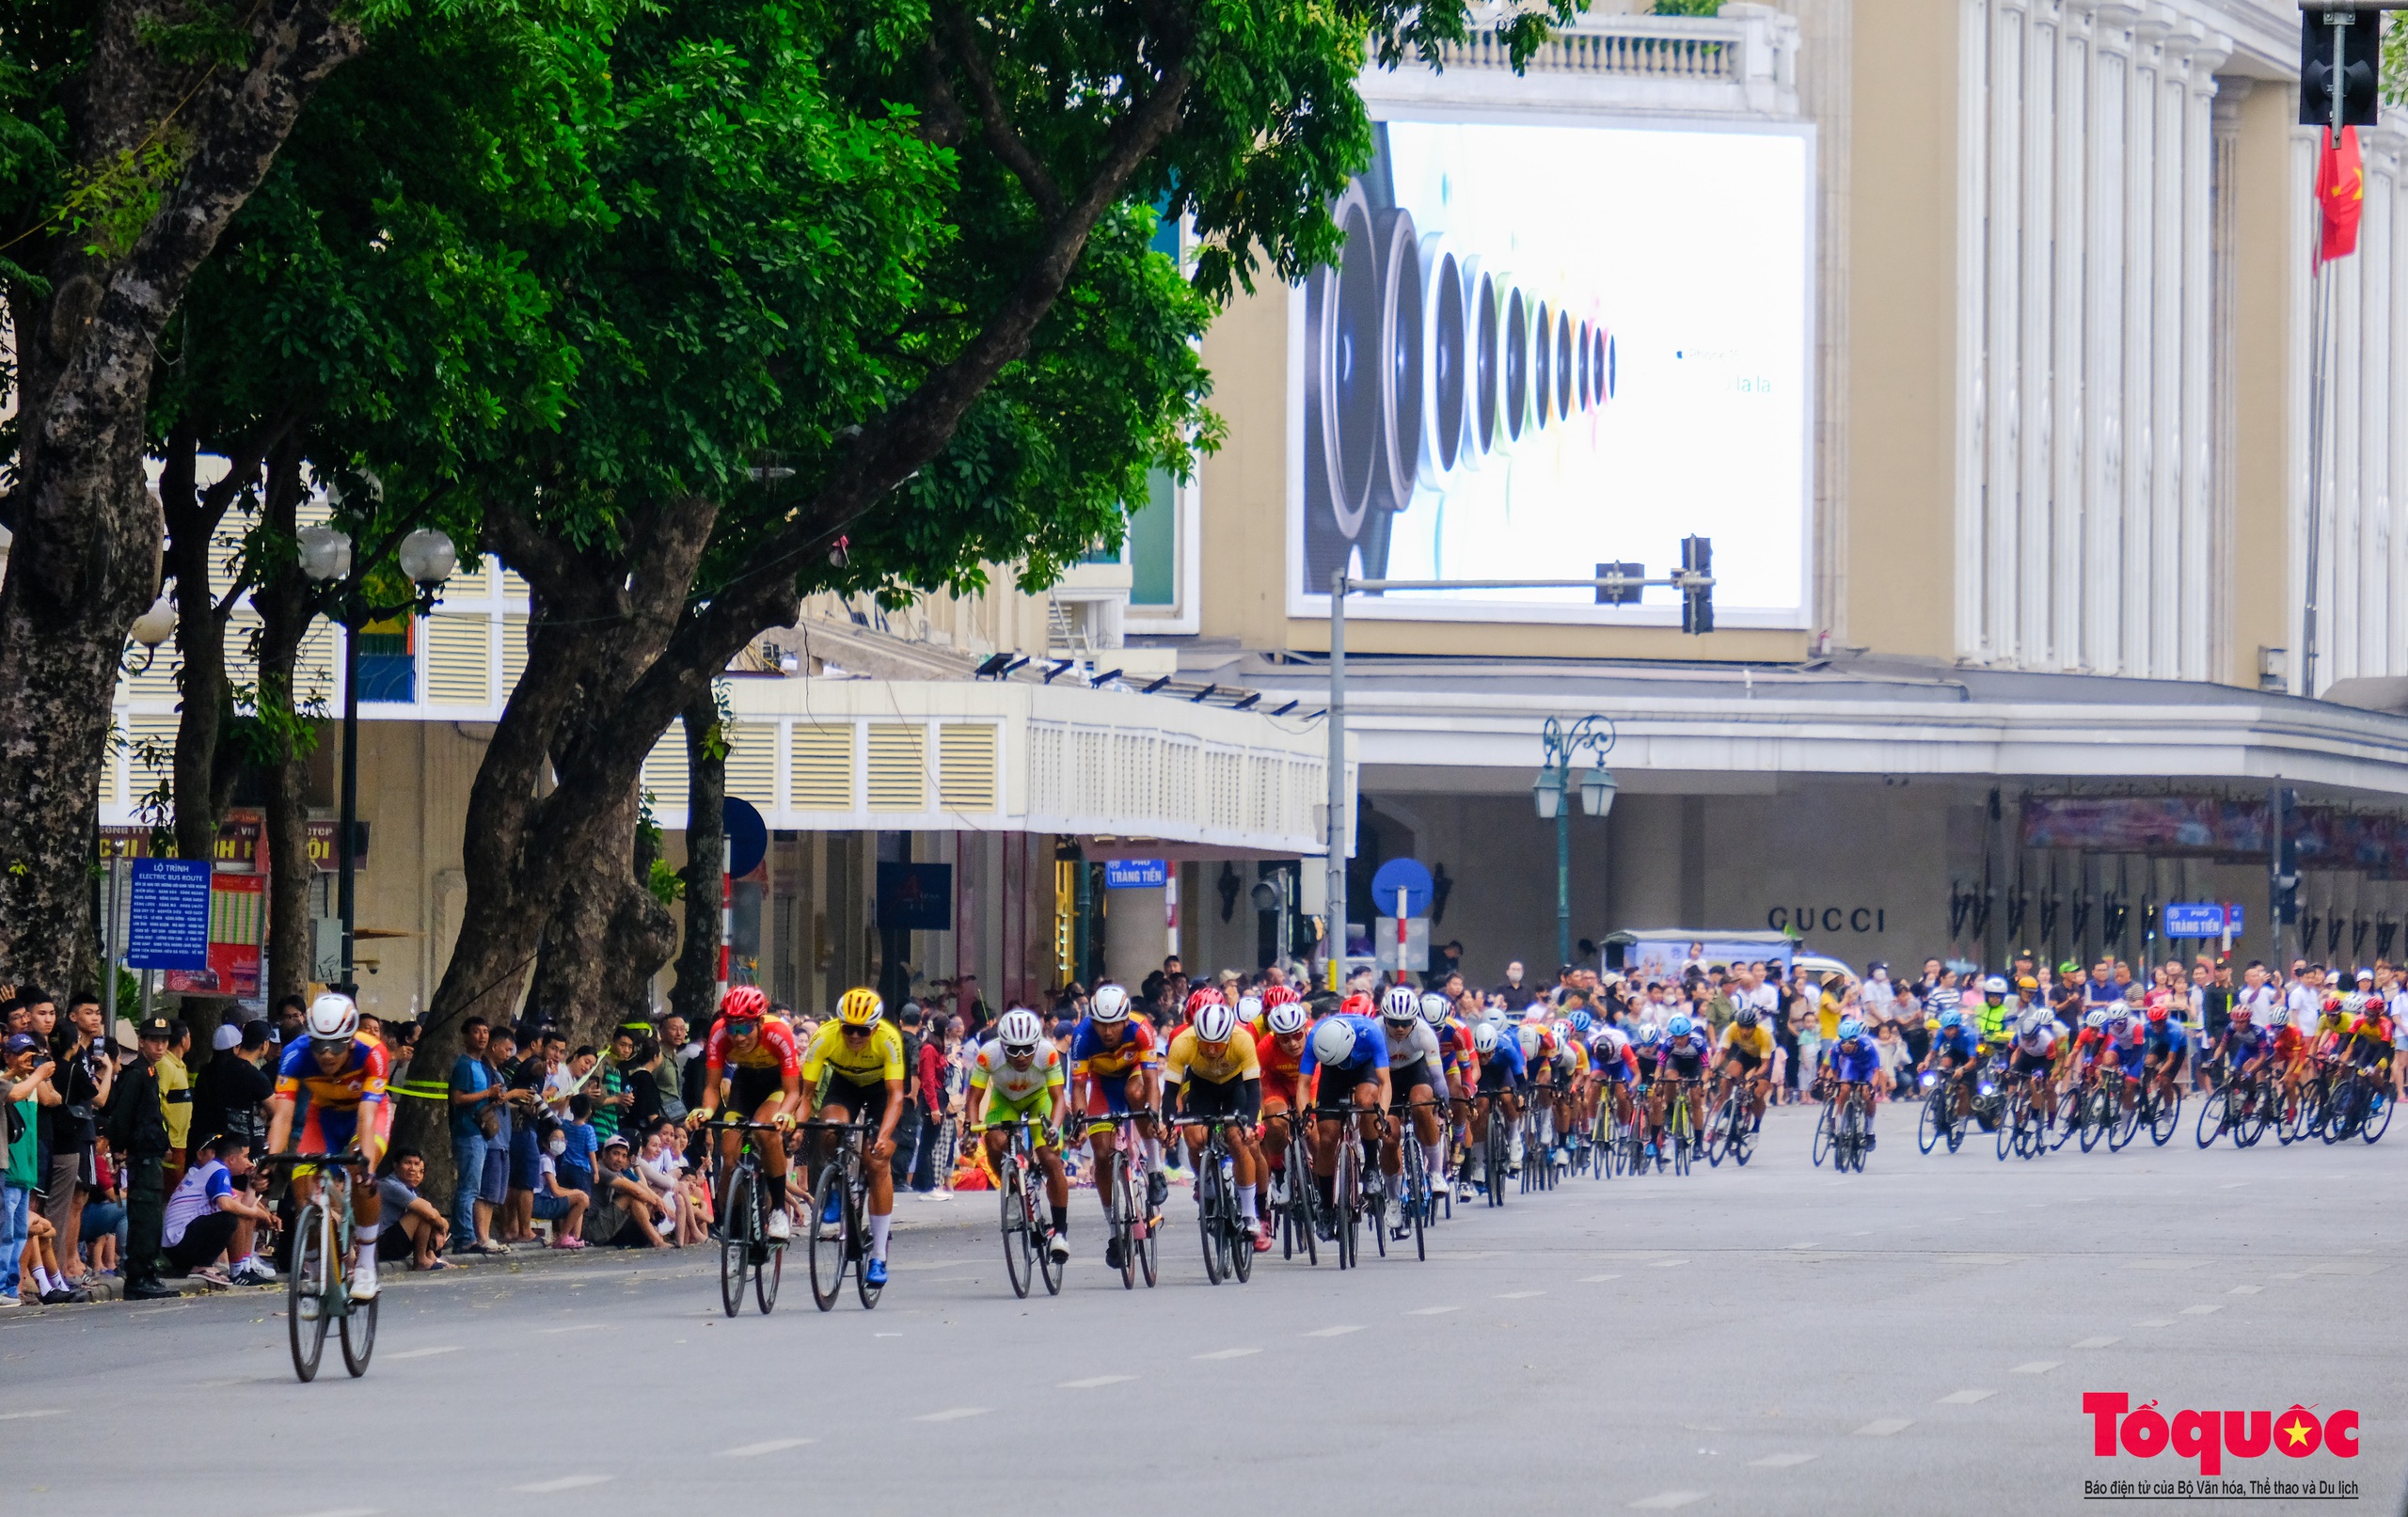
{"left": 7, "top": 1104, "right": 2404, "bottom": 1517}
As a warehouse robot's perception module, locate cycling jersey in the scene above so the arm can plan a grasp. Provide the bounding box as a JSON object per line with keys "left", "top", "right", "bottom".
{"left": 2271, "top": 1025, "right": 2305, "bottom": 1062}
{"left": 1069, "top": 1018, "right": 1160, "bottom": 1080}
{"left": 1475, "top": 1035, "right": 1528, "bottom": 1091}
{"left": 2224, "top": 1024, "right": 2270, "bottom": 1059}
{"left": 1297, "top": 1015, "right": 1390, "bottom": 1082}
{"left": 969, "top": 1040, "right": 1066, "bottom": 1105}
{"left": 1720, "top": 1024, "right": 1774, "bottom": 1062}
{"left": 2014, "top": 1023, "right": 2060, "bottom": 1058}
{"left": 704, "top": 1016, "right": 803, "bottom": 1077}
{"left": 1930, "top": 1026, "right": 1977, "bottom": 1062}
{"left": 1380, "top": 1019, "right": 1445, "bottom": 1086}
{"left": 1163, "top": 1026, "right": 1261, "bottom": 1087}
{"left": 1256, "top": 1030, "right": 1307, "bottom": 1103}
{"left": 275, "top": 1035, "right": 389, "bottom": 1115}
{"left": 1825, "top": 1038, "right": 1881, "bottom": 1083}
{"left": 800, "top": 1019, "right": 906, "bottom": 1084}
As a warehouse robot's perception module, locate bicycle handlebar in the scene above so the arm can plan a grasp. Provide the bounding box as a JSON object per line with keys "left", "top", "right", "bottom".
{"left": 260, "top": 1151, "right": 369, "bottom": 1168}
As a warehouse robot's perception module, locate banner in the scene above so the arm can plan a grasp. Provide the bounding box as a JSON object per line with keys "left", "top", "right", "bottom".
{"left": 164, "top": 873, "right": 263, "bottom": 1001}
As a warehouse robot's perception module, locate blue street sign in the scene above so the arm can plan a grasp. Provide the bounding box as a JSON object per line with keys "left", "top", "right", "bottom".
{"left": 723, "top": 797, "right": 768, "bottom": 879}
{"left": 125, "top": 858, "right": 211, "bottom": 970}
{"left": 1103, "top": 859, "right": 1169, "bottom": 890}
{"left": 1370, "top": 857, "right": 1434, "bottom": 919}
{"left": 2163, "top": 902, "right": 2242, "bottom": 939}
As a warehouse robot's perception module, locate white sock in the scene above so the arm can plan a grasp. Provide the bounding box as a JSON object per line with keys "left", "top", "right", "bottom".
{"left": 868, "top": 1210, "right": 892, "bottom": 1262}
{"left": 353, "top": 1224, "right": 382, "bottom": 1243}
{"left": 36, "top": 1266, "right": 57, "bottom": 1294}
{"left": 1425, "top": 1141, "right": 1448, "bottom": 1180}
{"left": 1237, "top": 1184, "right": 1257, "bottom": 1222}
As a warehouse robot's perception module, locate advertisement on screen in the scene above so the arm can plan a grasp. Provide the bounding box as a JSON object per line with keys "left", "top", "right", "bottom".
{"left": 1291, "top": 118, "right": 1813, "bottom": 625}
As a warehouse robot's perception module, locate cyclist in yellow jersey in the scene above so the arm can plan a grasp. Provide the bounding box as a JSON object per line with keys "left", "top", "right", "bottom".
{"left": 800, "top": 988, "right": 908, "bottom": 1288}
{"left": 969, "top": 1009, "right": 1072, "bottom": 1264}
{"left": 1162, "top": 996, "right": 1266, "bottom": 1247}
{"left": 1715, "top": 1005, "right": 1777, "bottom": 1130}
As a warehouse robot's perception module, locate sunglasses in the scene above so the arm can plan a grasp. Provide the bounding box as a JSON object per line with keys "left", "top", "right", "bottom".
{"left": 840, "top": 1025, "right": 872, "bottom": 1039}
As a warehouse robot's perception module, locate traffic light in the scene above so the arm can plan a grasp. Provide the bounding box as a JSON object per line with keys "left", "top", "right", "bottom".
{"left": 2273, "top": 785, "right": 2301, "bottom": 926}
{"left": 1679, "top": 535, "right": 1714, "bottom": 634}
{"left": 2300, "top": 8, "right": 2381, "bottom": 129}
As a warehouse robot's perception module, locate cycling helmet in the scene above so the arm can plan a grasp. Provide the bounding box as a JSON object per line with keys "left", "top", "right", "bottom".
{"left": 837, "top": 987, "right": 884, "bottom": 1027}
{"left": 1637, "top": 1023, "right": 1664, "bottom": 1049}
{"left": 1236, "top": 994, "right": 1264, "bottom": 1026}
{"left": 720, "top": 985, "right": 769, "bottom": 1024}
{"left": 2145, "top": 1003, "right": 2167, "bottom": 1023}
{"left": 1195, "top": 1002, "right": 1240, "bottom": 1045}
{"left": 1339, "top": 993, "right": 1375, "bottom": 1019}
{"left": 1836, "top": 1016, "right": 1863, "bottom": 1042}
{"left": 1667, "top": 1014, "right": 1694, "bottom": 1040}
{"left": 1471, "top": 1022, "right": 1500, "bottom": 1056}
{"left": 2231, "top": 1002, "right": 2255, "bottom": 1022}
{"left": 1311, "top": 1019, "right": 1358, "bottom": 1067}
{"left": 306, "top": 992, "right": 360, "bottom": 1045}
{"left": 1938, "top": 1008, "right": 1962, "bottom": 1030}
{"left": 1265, "top": 1002, "right": 1309, "bottom": 1037}
{"left": 1184, "top": 987, "right": 1227, "bottom": 1019}
{"left": 1090, "top": 984, "right": 1130, "bottom": 1023}
{"left": 2083, "top": 1009, "right": 2107, "bottom": 1031}
{"left": 1418, "top": 992, "right": 1450, "bottom": 1026}
{"left": 1983, "top": 975, "right": 2009, "bottom": 997}
{"left": 995, "top": 1008, "right": 1044, "bottom": 1051}
{"left": 2267, "top": 1005, "right": 2290, "bottom": 1029}
{"left": 1735, "top": 1004, "right": 1760, "bottom": 1028}
{"left": 1261, "top": 985, "right": 1303, "bottom": 1010}
{"left": 1381, "top": 986, "right": 1419, "bottom": 1023}
{"left": 2016, "top": 975, "right": 2039, "bottom": 993}
{"left": 1569, "top": 1010, "right": 1594, "bottom": 1035}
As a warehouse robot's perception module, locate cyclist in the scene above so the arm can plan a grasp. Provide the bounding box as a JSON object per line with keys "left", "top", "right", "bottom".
{"left": 1918, "top": 1007, "right": 1981, "bottom": 1126}
{"left": 1465, "top": 1019, "right": 1526, "bottom": 1195}
{"left": 2346, "top": 994, "right": 2394, "bottom": 1096}
{"left": 1428, "top": 991, "right": 1478, "bottom": 1183}
{"left": 2008, "top": 1005, "right": 2062, "bottom": 1128}
{"left": 1070, "top": 983, "right": 1166, "bottom": 1233}
{"left": 1819, "top": 1016, "right": 1884, "bottom": 1151}
{"left": 799, "top": 988, "right": 908, "bottom": 1289}
{"left": 684, "top": 986, "right": 802, "bottom": 1241}
{"left": 1299, "top": 997, "right": 1391, "bottom": 1235}
{"left": 1629, "top": 1022, "right": 1667, "bottom": 1159}
{"left": 1589, "top": 1022, "right": 1637, "bottom": 1146}
{"left": 1255, "top": 993, "right": 1313, "bottom": 1236}
{"left": 1714, "top": 1005, "right": 1776, "bottom": 1133}
{"left": 265, "top": 993, "right": 390, "bottom": 1300}
{"left": 1648, "top": 1014, "right": 1712, "bottom": 1160}
{"left": 1235, "top": 990, "right": 1265, "bottom": 1033}
{"left": 1546, "top": 1014, "right": 1584, "bottom": 1160}
{"left": 2139, "top": 997, "right": 2188, "bottom": 1110}
{"left": 1376, "top": 986, "right": 1448, "bottom": 1235}
{"left": 2209, "top": 1001, "right": 2273, "bottom": 1118}
{"left": 1514, "top": 1018, "right": 1560, "bottom": 1165}
{"left": 1162, "top": 993, "right": 1267, "bottom": 1250}
{"left": 967, "top": 1008, "right": 1071, "bottom": 1264}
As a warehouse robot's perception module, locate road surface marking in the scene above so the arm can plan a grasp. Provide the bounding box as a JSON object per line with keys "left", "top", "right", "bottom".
{"left": 2071, "top": 1336, "right": 2121, "bottom": 1349}
{"left": 1059, "top": 1375, "right": 1136, "bottom": 1389}
{"left": 1629, "top": 1493, "right": 1704, "bottom": 1509}
{"left": 278, "top": 1509, "right": 383, "bottom": 1517}
{"left": 385, "top": 1346, "right": 463, "bottom": 1360}
{"left": 1303, "top": 1326, "right": 1364, "bottom": 1338}
{"left": 1192, "top": 1348, "right": 1261, "bottom": 1361}
{"left": 2127, "top": 1259, "right": 2210, "bottom": 1272}
{"left": 2227, "top": 1286, "right": 2263, "bottom": 1295}
{"left": 1789, "top": 1242, "right": 1818, "bottom": 1250}
{"left": 2133, "top": 1319, "right": 2175, "bottom": 1328}
{"left": 2179, "top": 1304, "right": 2223, "bottom": 1316}
{"left": 1647, "top": 1258, "right": 1689, "bottom": 1269}
{"left": 720, "top": 1439, "right": 814, "bottom": 1457}
{"left": 1750, "top": 1454, "right": 1818, "bottom": 1469}
{"left": 0, "top": 1410, "right": 66, "bottom": 1421}
{"left": 2011, "top": 1362, "right": 2062, "bottom": 1375}
{"left": 513, "top": 1477, "right": 611, "bottom": 1493}
{"left": 1937, "top": 1389, "right": 1996, "bottom": 1405}
{"left": 916, "top": 1408, "right": 990, "bottom": 1422}
{"left": 1494, "top": 1290, "right": 1545, "bottom": 1300}
{"left": 1854, "top": 1419, "right": 1913, "bottom": 1437}
{"left": 1404, "top": 1306, "right": 1459, "bottom": 1316}
{"left": 535, "top": 1322, "right": 608, "bottom": 1334}
{"left": 1578, "top": 1274, "right": 1622, "bottom": 1284}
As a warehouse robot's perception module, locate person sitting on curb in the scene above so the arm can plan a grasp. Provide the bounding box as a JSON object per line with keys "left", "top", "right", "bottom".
{"left": 374, "top": 1147, "right": 453, "bottom": 1271}
{"left": 531, "top": 1118, "right": 589, "bottom": 1249}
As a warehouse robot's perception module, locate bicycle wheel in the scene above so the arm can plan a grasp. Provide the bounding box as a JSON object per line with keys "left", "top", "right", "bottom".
{"left": 1814, "top": 1102, "right": 1835, "bottom": 1168}
{"left": 1729, "top": 1099, "right": 1758, "bottom": 1167}
{"left": 2194, "top": 1089, "right": 2226, "bottom": 1150}
{"left": 339, "top": 1284, "right": 377, "bottom": 1378}
{"left": 1917, "top": 1092, "right": 1941, "bottom": 1154}
{"left": 1335, "top": 1140, "right": 1359, "bottom": 1269}
{"left": 1671, "top": 1101, "right": 1692, "bottom": 1177}
{"left": 1113, "top": 1154, "right": 1139, "bottom": 1288}
{"left": 287, "top": 1202, "right": 330, "bottom": 1383}
{"left": 1945, "top": 1092, "right": 1967, "bottom": 1153}
{"left": 2362, "top": 1086, "right": 2391, "bottom": 1143}
{"left": 1229, "top": 1162, "right": 1256, "bottom": 1283}
{"left": 2079, "top": 1087, "right": 2106, "bottom": 1153}
{"left": 852, "top": 1181, "right": 883, "bottom": 1310}
{"left": 720, "top": 1168, "right": 753, "bottom": 1319}
{"left": 1002, "top": 1160, "right": 1035, "bottom": 1299}
{"left": 2150, "top": 1085, "right": 2182, "bottom": 1146}
{"left": 1483, "top": 1116, "right": 1507, "bottom": 1208}
{"left": 1995, "top": 1092, "right": 2017, "bottom": 1161}
{"left": 1403, "top": 1141, "right": 1427, "bottom": 1262}
{"left": 753, "top": 1167, "right": 783, "bottom": 1315}
{"left": 1038, "top": 1167, "right": 1065, "bottom": 1297}
{"left": 2235, "top": 1086, "right": 2267, "bottom": 1148}
{"left": 807, "top": 1164, "right": 848, "bottom": 1311}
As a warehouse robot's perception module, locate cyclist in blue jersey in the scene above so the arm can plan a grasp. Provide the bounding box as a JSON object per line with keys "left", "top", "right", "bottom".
{"left": 1918, "top": 1007, "right": 1981, "bottom": 1126}
{"left": 1464, "top": 1019, "right": 1527, "bottom": 1193}
{"left": 1298, "top": 998, "right": 1391, "bottom": 1237}
{"left": 1819, "top": 1017, "right": 1885, "bottom": 1149}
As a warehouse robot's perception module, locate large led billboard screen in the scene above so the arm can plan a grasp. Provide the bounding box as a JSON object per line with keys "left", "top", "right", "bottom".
{"left": 1291, "top": 118, "right": 1813, "bottom": 625}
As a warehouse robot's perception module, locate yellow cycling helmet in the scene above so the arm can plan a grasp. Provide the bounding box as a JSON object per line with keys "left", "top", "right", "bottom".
{"left": 837, "top": 987, "right": 884, "bottom": 1028}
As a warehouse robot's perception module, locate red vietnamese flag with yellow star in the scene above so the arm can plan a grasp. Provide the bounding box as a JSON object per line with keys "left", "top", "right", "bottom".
{"left": 2319, "top": 125, "right": 2364, "bottom": 263}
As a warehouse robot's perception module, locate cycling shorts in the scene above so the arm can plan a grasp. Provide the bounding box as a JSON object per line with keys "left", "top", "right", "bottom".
{"left": 294, "top": 1107, "right": 361, "bottom": 1174}
{"left": 1176, "top": 1075, "right": 1257, "bottom": 1123}
{"left": 1665, "top": 1052, "right": 1705, "bottom": 1082}
{"left": 730, "top": 1066, "right": 787, "bottom": 1115}
{"left": 1082, "top": 1067, "right": 1148, "bottom": 1119}
{"left": 1391, "top": 1057, "right": 1436, "bottom": 1096}
{"left": 2010, "top": 1050, "right": 2053, "bottom": 1080}
{"left": 817, "top": 1070, "right": 890, "bottom": 1126}
{"left": 1595, "top": 1058, "right": 1632, "bottom": 1084}
{"left": 1722, "top": 1046, "right": 1764, "bottom": 1074}
{"left": 1475, "top": 1064, "right": 1517, "bottom": 1097}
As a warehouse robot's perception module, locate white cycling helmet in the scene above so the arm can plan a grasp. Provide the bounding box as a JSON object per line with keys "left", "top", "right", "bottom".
{"left": 306, "top": 992, "right": 359, "bottom": 1045}
{"left": 1418, "top": 992, "right": 1450, "bottom": 1026}
{"left": 1472, "top": 1022, "right": 1500, "bottom": 1056}
{"left": 2083, "top": 1008, "right": 2107, "bottom": 1031}
{"left": 1194, "top": 1002, "right": 1240, "bottom": 1045}
{"left": 1265, "top": 1002, "right": 1309, "bottom": 1037}
{"left": 995, "top": 1008, "right": 1044, "bottom": 1051}
{"left": 1311, "top": 1019, "right": 1358, "bottom": 1067}
{"left": 1381, "top": 986, "right": 1418, "bottom": 1023}
{"left": 1089, "top": 984, "right": 1130, "bottom": 1023}
{"left": 1236, "top": 994, "right": 1264, "bottom": 1026}
{"left": 2267, "top": 1005, "right": 2290, "bottom": 1029}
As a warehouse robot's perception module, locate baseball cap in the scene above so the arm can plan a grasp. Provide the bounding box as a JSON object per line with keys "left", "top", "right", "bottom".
{"left": 213, "top": 1023, "right": 244, "bottom": 1051}
{"left": 3, "top": 1032, "right": 40, "bottom": 1059}
{"left": 599, "top": 1131, "right": 632, "bottom": 1150}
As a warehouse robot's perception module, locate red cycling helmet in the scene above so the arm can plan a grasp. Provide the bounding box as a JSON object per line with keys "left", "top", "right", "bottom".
{"left": 1260, "top": 985, "right": 1303, "bottom": 1009}
{"left": 1339, "top": 992, "right": 1375, "bottom": 1019}
{"left": 2145, "top": 1003, "right": 2167, "bottom": 1022}
{"left": 720, "top": 985, "right": 769, "bottom": 1023}
{"left": 1182, "top": 986, "right": 1227, "bottom": 1018}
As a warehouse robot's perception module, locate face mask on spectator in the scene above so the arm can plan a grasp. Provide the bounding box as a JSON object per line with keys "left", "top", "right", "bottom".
{"left": 547, "top": 1137, "right": 567, "bottom": 1157}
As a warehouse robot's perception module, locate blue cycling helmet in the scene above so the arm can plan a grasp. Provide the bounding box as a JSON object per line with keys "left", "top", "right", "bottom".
{"left": 1667, "top": 1014, "right": 1694, "bottom": 1040}
{"left": 1637, "top": 1023, "right": 1664, "bottom": 1049}
{"left": 1938, "top": 1008, "right": 1962, "bottom": 1030}
{"left": 1837, "top": 1016, "right": 1863, "bottom": 1042}
{"left": 1570, "top": 1010, "right": 1594, "bottom": 1035}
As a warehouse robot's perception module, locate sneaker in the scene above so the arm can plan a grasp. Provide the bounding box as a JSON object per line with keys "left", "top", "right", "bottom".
{"left": 0, "top": 1293, "right": 17, "bottom": 1309}
{"left": 232, "top": 1258, "right": 278, "bottom": 1287}
{"left": 1046, "top": 1230, "right": 1069, "bottom": 1265}
{"left": 1104, "top": 1237, "right": 1126, "bottom": 1271}
{"left": 347, "top": 1256, "right": 379, "bottom": 1301}
{"left": 1146, "top": 1170, "right": 1169, "bottom": 1209}
{"left": 1863, "top": 1132, "right": 1877, "bottom": 1150}
{"left": 764, "top": 1209, "right": 793, "bottom": 1241}
{"left": 820, "top": 1189, "right": 844, "bottom": 1225}
{"left": 1314, "top": 1213, "right": 1338, "bottom": 1242}
{"left": 863, "top": 1257, "right": 888, "bottom": 1288}
{"left": 1455, "top": 1181, "right": 1474, "bottom": 1202}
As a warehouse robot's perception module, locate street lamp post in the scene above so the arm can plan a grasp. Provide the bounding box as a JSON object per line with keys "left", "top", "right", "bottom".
{"left": 1534, "top": 715, "right": 1617, "bottom": 970}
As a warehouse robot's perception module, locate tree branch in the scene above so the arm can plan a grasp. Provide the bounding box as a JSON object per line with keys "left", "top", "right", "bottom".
{"left": 934, "top": 6, "right": 1065, "bottom": 221}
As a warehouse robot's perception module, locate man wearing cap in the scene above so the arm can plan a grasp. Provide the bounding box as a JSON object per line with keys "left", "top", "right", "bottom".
{"left": 108, "top": 1018, "right": 178, "bottom": 1300}
{"left": 4, "top": 1031, "right": 59, "bottom": 1307}
{"left": 580, "top": 1131, "right": 671, "bottom": 1249}
{"left": 193, "top": 1020, "right": 275, "bottom": 1157}
{"left": 156, "top": 1019, "right": 193, "bottom": 1193}
{"left": 163, "top": 1134, "right": 279, "bottom": 1286}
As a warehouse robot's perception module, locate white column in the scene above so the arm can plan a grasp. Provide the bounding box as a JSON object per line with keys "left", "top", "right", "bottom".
{"left": 2393, "top": 134, "right": 2408, "bottom": 678}
{"left": 2054, "top": 0, "right": 2094, "bottom": 668}
{"left": 2019, "top": 0, "right": 2058, "bottom": 666}
{"left": 2356, "top": 130, "right": 2399, "bottom": 677}
{"left": 1987, "top": 0, "right": 2029, "bottom": 661}
{"left": 1956, "top": 0, "right": 1994, "bottom": 662}
{"left": 2149, "top": 19, "right": 2195, "bottom": 679}
{"left": 2122, "top": 6, "right": 2167, "bottom": 674}
{"left": 2210, "top": 79, "right": 2250, "bottom": 688}
{"left": 2089, "top": 6, "right": 2137, "bottom": 673}
{"left": 2178, "top": 34, "right": 2228, "bottom": 682}
{"left": 2332, "top": 124, "right": 2366, "bottom": 686}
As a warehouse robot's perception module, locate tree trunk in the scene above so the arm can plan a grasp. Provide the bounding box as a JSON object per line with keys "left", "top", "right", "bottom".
{"left": 0, "top": 1, "right": 363, "bottom": 990}
{"left": 670, "top": 688, "right": 726, "bottom": 1028}
{"left": 527, "top": 780, "right": 678, "bottom": 1051}
{"left": 251, "top": 445, "right": 321, "bottom": 1019}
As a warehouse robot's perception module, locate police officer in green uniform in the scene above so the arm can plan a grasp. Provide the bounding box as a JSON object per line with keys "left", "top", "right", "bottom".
{"left": 110, "top": 1018, "right": 177, "bottom": 1301}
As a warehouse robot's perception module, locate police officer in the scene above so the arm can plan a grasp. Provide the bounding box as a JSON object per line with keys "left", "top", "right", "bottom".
{"left": 110, "top": 1018, "right": 177, "bottom": 1300}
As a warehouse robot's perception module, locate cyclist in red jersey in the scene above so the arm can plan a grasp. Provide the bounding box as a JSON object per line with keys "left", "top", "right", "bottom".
{"left": 684, "top": 986, "right": 802, "bottom": 1240}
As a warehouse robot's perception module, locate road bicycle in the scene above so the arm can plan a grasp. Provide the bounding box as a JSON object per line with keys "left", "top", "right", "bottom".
{"left": 1180, "top": 1114, "right": 1255, "bottom": 1287}
{"left": 1093, "top": 1114, "right": 1161, "bottom": 1287}
{"left": 1386, "top": 1098, "right": 1442, "bottom": 1262}
{"left": 1473, "top": 1092, "right": 1514, "bottom": 1207}
{"left": 1658, "top": 1080, "right": 1700, "bottom": 1177}
{"left": 1812, "top": 1083, "right": 1871, "bottom": 1172}
{"left": 263, "top": 1151, "right": 374, "bottom": 1383}
{"left": 1263, "top": 1110, "right": 1318, "bottom": 1266}
{"left": 985, "top": 1117, "right": 1064, "bottom": 1299}
{"left": 1706, "top": 1083, "right": 1761, "bottom": 1167}
{"left": 1914, "top": 1067, "right": 1970, "bottom": 1155}
{"left": 2321, "top": 1064, "right": 2394, "bottom": 1145}
{"left": 2132, "top": 1071, "right": 2183, "bottom": 1146}
{"left": 703, "top": 1118, "right": 789, "bottom": 1317}
{"left": 802, "top": 1118, "right": 883, "bottom": 1311}
{"left": 1317, "top": 1101, "right": 1385, "bottom": 1268}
